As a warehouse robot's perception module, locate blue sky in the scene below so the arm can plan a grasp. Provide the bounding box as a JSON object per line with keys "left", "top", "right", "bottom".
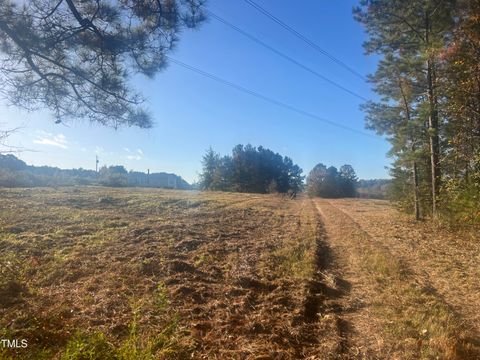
{"left": 1, "top": 0, "right": 390, "bottom": 183}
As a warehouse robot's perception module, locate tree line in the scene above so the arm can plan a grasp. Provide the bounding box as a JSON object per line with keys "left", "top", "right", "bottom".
{"left": 200, "top": 145, "right": 360, "bottom": 198}
{"left": 199, "top": 145, "right": 304, "bottom": 194}
{"left": 306, "top": 163, "right": 358, "bottom": 198}
{"left": 355, "top": 0, "right": 480, "bottom": 226}
{"left": 0, "top": 154, "right": 189, "bottom": 189}
{"left": 356, "top": 179, "right": 391, "bottom": 199}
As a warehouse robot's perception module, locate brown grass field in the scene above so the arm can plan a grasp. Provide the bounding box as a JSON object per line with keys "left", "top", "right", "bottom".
{"left": 0, "top": 187, "right": 479, "bottom": 359}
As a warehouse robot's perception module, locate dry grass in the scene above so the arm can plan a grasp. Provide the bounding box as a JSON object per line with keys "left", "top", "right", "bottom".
{"left": 0, "top": 187, "right": 334, "bottom": 359}
{"left": 316, "top": 199, "right": 480, "bottom": 359}
{"left": 1, "top": 188, "right": 478, "bottom": 359}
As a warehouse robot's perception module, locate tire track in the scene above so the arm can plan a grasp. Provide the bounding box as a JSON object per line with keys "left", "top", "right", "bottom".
{"left": 316, "top": 198, "right": 480, "bottom": 359}
{"left": 330, "top": 198, "right": 480, "bottom": 340}
{"left": 326, "top": 199, "right": 480, "bottom": 335}
{"left": 307, "top": 199, "right": 356, "bottom": 358}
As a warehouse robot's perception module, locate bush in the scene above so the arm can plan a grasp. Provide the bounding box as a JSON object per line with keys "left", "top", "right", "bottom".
{"left": 0, "top": 170, "right": 37, "bottom": 187}
{"left": 439, "top": 179, "right": 480, "bottom": 228}
{"left": 62, "top": 333, "right": 118, "bottom": 360}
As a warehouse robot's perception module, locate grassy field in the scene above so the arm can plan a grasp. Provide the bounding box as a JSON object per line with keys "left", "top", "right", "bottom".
{"left": 0, "top": 187, "right": 478, "bottom": 359}
{"left": 0, "top": 187, "right": 330, "bottom": 359}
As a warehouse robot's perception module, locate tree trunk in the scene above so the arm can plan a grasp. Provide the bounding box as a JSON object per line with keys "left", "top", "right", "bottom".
{"left": 427, "top": 58, "right": 441, "bottom": 216}
{"left": 413, "top": 160, "right": 421, "bottom": 220}
{"left": 398, "top": 73, "right": 421, "bottom": 221}
{"left": 425, "top": 13, "right": 441, "bottom": 217}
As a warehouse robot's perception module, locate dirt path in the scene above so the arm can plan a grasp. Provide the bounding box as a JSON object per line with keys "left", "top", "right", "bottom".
{"left": 314, "top": 198, "right": 480, "bottom": 359}
{"left": 165, "top": 196, "right": 346, "bottom": 359}
{"left": 314, "top": 199, "right": 391, "bottom": 359}
{"left": 328, "top": 199, "right": 480, "bottom": 339}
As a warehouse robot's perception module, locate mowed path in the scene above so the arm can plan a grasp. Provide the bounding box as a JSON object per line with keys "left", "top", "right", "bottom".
{"left": 327, "top": 198, "right": 480, "bottom": 337}
{"left": 314, "top": 198, "right": 480, "bottom": 359}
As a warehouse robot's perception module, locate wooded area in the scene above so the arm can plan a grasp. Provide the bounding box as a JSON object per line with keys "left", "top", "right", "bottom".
{"left": 355, "top": 0, "right": 480, "bottom": 226}
{"left": 199, "top": 145, "right": 304, "bottom": 194}
{"left": 0, "top": 154, "right": 190, "bottom": 189}
{"left": 306, "top": 163, "right": 358, "bottom": 198}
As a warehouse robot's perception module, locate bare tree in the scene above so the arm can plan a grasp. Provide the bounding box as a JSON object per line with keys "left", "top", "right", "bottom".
{"left": 0, "top": 125, "right": 21, "bottom": 153}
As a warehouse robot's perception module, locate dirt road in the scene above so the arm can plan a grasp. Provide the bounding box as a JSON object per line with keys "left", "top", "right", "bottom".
{"left": 314, "top": 198, "right": 480, "bottom": 359}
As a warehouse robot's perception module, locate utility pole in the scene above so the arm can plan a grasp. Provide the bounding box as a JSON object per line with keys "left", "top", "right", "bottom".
{"left": 96, "top": 155, "right": 99, "bottom": 172}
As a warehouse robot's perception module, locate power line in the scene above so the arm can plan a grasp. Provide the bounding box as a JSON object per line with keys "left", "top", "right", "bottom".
{"left": 242, "top": 0, "right": 366, "bottom": 81}
{"left": 207, "top": 9, "right": 368, "bottom": 102}
{"left": 166, "top": 56, "right": 379, "bottom": 140}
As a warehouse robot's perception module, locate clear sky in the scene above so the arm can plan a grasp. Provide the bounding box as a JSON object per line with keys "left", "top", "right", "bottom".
{"left": 0, "top": 0, "right": 390, "bottom": 184}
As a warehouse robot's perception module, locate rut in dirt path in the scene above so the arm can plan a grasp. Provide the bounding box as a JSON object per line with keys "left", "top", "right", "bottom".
{"left": 304, "top": 199, "right": 356, "bottom": 358}
{"left": 314, "top": 201, "right": 377, "bottom": 359}
{"left": 166, "top": 197, "right": 360, "bottom": 359}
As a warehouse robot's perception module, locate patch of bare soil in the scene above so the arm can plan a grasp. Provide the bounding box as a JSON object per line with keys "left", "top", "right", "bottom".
{"left": 166, "top": 197, "right": 348, "bottom": 359}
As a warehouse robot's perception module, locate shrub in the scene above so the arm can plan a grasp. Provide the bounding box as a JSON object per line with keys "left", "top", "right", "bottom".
{"left": 61, "top": 333, "right": 117, "bottom": 360}
{"left": 440, "top": 179, "right": 480, "bottom": 228}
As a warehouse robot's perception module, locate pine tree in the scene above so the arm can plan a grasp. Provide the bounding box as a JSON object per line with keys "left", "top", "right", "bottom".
{"left": 199, "top": 147, "right": 220, "bottom": 191}
{"left": 307, "top": 163, "right": 358, "bottom": 198}
{"left": 361, "top": 52, "right": 428, "bottom": 219}
{"left": 355, "top": 0, "right": 455, "bottom": 216}
{"left": 339, "top": 164, "right": 358, "bottom": 198}
{"left": 200, "top": 145, "right": 303, "bottom": 194}
{"left": 0, "top": 0, "right": 205, "bottom": 127}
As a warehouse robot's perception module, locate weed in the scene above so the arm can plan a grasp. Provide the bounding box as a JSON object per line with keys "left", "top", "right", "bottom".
{"left": 61, "top": 333, "right": 117, "bottom": 360}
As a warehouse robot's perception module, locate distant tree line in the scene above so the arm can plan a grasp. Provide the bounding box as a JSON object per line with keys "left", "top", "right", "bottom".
{"left": 355, "top": 0, "right": 480, "bottom": 226}
{"left": 306, "top": 163, "right": 358, "bottom": 198}
{"left": 0, "top": 154, "right": 97, "bottom": 187}
{"left": 99, "top": 166, "right": 129, "bottom": 187}
{"left": 199, "top": 145, "right": 304, "bottom": 194}
{"left": 0, "top": 154, "right": 189, "bottom": 189}
{"left": 357, "top": 179, "right": 391, "bottom": 199}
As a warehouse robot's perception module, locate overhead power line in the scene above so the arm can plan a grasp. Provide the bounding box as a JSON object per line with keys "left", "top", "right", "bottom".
{"left": 207, "top": 9, "right": 368, "bottom": 102}
{"left": 166, "top": 56, "right": 378, "bottom": 140}
{"left": 242, "top": 0, "right": 366, "bottom": 81}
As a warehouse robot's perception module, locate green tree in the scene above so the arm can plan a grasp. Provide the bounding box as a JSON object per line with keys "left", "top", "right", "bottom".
{"left": 355, "top": 0, "right": 455, "bottom": 216}
{"left": 199, "top": 147, "right": 219, "bottom": 190}
{"left": 0, "top": 0, "right": 205, "bottom": 127}
{"left": 211, "top": 155, "right": 233, "bottom": 191}
{"left": 99, "top": 165, "right": 128, "bottom": 187}
{"left": 199, "top": 144, "right": 303, "bottom": 194}
{"left": 438, "top": 0, "right": 480, "bottom": 225}
{"left": 361, "top": 52, "right": 428, "bottom": 219}
{"left": 283, "top": 156, "right": 303, "bottom": 194}
{"left": 306, "top": 163, "right": 327, "bottom": 198}
{"left": 339, "top": 164, "right": 358, "bottom": 198}
{"left": 307, "top": 163, "right": 358, "bottom": 198}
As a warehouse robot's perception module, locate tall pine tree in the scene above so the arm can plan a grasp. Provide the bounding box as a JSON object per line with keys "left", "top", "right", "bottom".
{"left": 355, "top": 0, "right": 455, "bottom": 217}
